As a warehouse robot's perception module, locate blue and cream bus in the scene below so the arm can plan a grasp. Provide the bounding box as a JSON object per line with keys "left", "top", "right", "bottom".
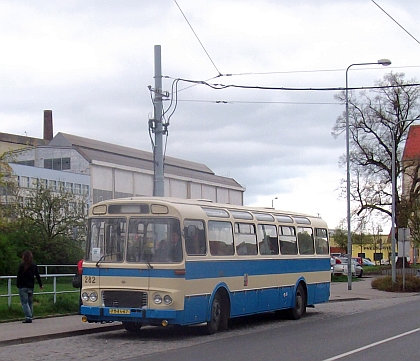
{"left": 80, "top": 197, "right": 330, "bottom": 334}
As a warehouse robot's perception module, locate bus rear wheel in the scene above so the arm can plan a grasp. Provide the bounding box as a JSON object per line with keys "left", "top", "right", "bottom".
{"left": 123, "top": 321, "right": 142, "bottom": 333}
{"left": 206, "top": 292, "right": 222, "bottom": 334}
{"left": 287, "top": 283, "right": 306, "bottom": 320}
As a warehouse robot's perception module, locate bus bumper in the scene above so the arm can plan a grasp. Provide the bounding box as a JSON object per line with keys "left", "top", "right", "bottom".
{"left": 80, "top": 306, "right": 182, "bottom": 325}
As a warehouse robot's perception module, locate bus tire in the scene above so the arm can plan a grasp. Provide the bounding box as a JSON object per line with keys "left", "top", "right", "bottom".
{"left": 123, "top": 321, "right": 142, "bottom": 333}
{"left": 287, "top": 283, "right": 306, "bottom": 320}
{"left": 206, "top": 292, "right": 222, "bottom": 334}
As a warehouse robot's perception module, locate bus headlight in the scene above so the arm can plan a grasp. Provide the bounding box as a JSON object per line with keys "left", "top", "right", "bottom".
{"left": 153, "top": 294, "right": 162, "bottom": 304}
{"left": 89, "top": 291, "right": 98, "bottom": 302}
{"left": 81, "top": 291, "right": 98, "bottom": 302}
{"left": 163, "top": 295, "right": 173, "bottom": 305}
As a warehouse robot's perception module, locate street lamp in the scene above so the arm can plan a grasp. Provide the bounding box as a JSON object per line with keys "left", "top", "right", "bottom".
{"left": 345, "top": 59, "right": 391, "bottom": 291}
{"left": 271, "top": 197, "right": 278, "bottom": 208}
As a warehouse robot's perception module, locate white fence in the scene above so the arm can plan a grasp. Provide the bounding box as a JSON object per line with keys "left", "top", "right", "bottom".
{"left": 0, "top": 265, "right": 78, "bottom": 308}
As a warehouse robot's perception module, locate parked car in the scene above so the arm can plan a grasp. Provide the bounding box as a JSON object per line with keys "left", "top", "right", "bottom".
{"left": 331, "top": 257, "right": 356, "bottom": 276}
{"left": 361, "top": 258, "right": 375, "bottom": 266}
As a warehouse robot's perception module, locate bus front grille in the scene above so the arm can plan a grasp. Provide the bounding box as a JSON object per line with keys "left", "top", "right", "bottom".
{"left": 103, "top": 291, "right": 148, "bottom": 308}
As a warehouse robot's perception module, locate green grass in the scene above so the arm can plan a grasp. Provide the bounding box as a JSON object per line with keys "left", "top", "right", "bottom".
{"left": 0, "top": 277, "right": 80, "bottom": 322}
{"left": 331, "top": 274, "right": 360, "bottom": 282}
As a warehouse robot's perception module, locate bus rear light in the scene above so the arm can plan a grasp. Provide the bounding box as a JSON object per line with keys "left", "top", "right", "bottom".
{"left": 174, "top": 269, "right": 186, "bottom": 275}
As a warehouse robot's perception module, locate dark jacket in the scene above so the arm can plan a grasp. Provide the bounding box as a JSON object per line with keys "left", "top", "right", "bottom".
{"left": 17, "top": 263, "right": 43, "bottom": 289}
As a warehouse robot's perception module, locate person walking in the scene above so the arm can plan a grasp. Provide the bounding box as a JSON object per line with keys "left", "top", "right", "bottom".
{"left": 16, "top": 250, "right": 43, "bottom": 323}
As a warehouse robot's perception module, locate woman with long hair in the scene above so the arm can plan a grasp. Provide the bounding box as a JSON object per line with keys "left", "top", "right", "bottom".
{"left": 16, "top": 250, "right": 43, "bottom": 323}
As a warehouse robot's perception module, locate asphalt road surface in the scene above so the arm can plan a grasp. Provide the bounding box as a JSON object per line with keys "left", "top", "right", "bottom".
{"left": 2, "top": 296, "right": 419, "bottom": 361}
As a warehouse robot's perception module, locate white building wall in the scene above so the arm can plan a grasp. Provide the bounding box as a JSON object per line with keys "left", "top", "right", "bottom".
{"left": 91, "top": 165, "right": 113, "bottom": 191}
{"left": 168, "top": 178, "right": 188, "bottom": 198}
{"left": 216, "top": 187, "right": 229, "bottom": 204}
{"left": 132, "top": 172, "right": 152, "bottom": 196}
{"left": 229, "top": 190, "right": 243, "bottom": 205}
{"left": 189, "top": 182, "right": 202, "bottom": 199}
{"left": 202, "top": 184, "right": 216, "bottom": 201}
{"left": 115, "top": 169, "right": 133, "bottom": 194}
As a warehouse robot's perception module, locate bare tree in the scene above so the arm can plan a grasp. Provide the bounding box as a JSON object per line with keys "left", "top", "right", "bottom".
{"left": 332, "top": 72, "right": 420, "bottom": 229}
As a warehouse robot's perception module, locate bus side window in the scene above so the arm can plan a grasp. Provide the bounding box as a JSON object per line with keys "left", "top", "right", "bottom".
{"left": 297, "top": 227, "right": 315, "bottom": 255}
{"left": 257, "top": 224, "right": 278, "bottom": 255}
{"left": 184, "top": 220, "right": 206, "bottom": 256}
{"left": 279, "top": 226, "right": 298, "bottom": 255}
{"left": 209, "top": 221, "right": 234, "bottom": 256}
{"left": 315, "top": 228, "right": 329, "bottom": 254}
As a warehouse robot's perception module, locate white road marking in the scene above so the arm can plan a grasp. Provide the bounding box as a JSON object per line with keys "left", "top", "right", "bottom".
{"left": 322, "top": 328, "right": 420, "bottom": 361}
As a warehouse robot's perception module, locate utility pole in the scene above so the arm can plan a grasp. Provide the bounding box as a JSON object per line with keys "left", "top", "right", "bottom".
{"left": 150, "top": 45, "right": 166, "bottom": 197}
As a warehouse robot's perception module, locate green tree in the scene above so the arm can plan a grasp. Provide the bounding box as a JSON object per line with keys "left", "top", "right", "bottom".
{"left": 332, "top": 227, "right": 348, "bottom": 252}
{"left": 332, "top": 72, "right": 420, "bottom": 229}
{"left": 0, "top": 152, "right": 19, "bottom": 224}
{"left": 17, "top": 184, "right": 86, "bottom": 266}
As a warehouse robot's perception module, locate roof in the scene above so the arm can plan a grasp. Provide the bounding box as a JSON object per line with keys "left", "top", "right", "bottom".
{"left": 403, "top": 125, "right": 420, "bottom": 161}
{"left": 48, "top": 133, "right": 244, "bottom": 189}
{"left": 0, "top": 132, "right": 47, "bottom": 148}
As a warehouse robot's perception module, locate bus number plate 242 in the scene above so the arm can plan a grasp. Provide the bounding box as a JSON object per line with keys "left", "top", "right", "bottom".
{"left": 109, "top": 309, "right": 130, "bottom": 315}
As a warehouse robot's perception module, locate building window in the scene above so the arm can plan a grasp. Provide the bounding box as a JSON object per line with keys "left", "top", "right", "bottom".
{"left": 20, "top": 176, "right": 29, "bottom": 188}
{"left": 65, "top": 182, "right": 73, "bottom": 193}
{"left": 17, "top": 160, "right": 35, "bottom": 166}
{"left": 74, "top": 183, "right": 81, "bottom": 195}
{"left": 82, "top": 185, "right": 90, "bottom": 196}
{"left": 49, "top": 180, "right": 57, "bottom": 191}
{"left": 44, "top": 157, "right": 71, "bottom": 170}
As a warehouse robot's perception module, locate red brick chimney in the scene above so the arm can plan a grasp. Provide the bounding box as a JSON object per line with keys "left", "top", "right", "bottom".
{"left": 43, "top": 110, "right": 53, "bottom": 141}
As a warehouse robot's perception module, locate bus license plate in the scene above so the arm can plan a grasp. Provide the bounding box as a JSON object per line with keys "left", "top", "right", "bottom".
{"left": 109, "top": 309, "right": 130, "bottom": 315}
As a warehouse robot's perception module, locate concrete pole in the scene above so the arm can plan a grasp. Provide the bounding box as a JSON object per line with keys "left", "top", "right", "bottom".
{"left": 153, "top": 45, "right": 165, "bottom": 197}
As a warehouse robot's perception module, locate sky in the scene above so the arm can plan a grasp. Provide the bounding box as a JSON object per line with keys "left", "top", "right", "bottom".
{"left": 1, "top": 0, "right": 419, "bottom": 231}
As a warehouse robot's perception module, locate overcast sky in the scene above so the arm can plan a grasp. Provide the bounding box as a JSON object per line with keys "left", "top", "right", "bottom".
{"left": 1, "top": 0, "right": 419, "bottom": 231}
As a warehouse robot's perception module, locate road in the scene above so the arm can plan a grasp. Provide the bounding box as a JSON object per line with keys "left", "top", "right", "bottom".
{"left": 2, "top": 296, "right": 419, "bottom": 361}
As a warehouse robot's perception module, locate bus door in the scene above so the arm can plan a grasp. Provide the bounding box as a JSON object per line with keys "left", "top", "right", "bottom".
{"left": 90, "top": 218, "right": 126, "bottom": 289}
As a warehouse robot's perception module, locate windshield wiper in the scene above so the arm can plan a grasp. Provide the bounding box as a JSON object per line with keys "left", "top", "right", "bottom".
{"left": 95, "top": 254, "right": 108, "bottom": 267}
{"left": 144, "top": 258, "right": 153, "bottom": 269}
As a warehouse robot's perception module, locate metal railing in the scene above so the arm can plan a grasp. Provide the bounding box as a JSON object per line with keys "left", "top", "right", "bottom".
{"left": 0, "top": 265, "right": 79, "bottom": 308}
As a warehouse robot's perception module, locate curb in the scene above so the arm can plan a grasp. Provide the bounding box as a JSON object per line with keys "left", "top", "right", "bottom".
{"left": 0, "top": 323, "right": 123, "bottom": 347}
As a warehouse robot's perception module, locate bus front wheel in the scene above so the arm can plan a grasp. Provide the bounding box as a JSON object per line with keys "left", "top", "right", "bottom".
{"left": 123, "top": 321, "right": 142, "bottom": 333}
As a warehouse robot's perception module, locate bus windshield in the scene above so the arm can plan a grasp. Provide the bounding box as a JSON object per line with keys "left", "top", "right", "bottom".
{"left": 86, "top": 217, "right": 182, "bottom": 263}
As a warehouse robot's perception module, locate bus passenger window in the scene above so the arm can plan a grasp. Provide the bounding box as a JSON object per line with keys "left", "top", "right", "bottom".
{"left": 257, "top": 224, "right": 278, "bottom": 255}
{"left": 209, "top": 221, "right": 234, "bottom": 256}
{"left": 184, "top": 220, "right": 206, "bottom": 256}
{"left": 235, "top": 223, "right": 257, "bottom": 256}
{"left": 279, "top": 226, "right": 298, "bottom": 255}
{"left": 297, "top": 227, "right": 315, "bottom": 255}
{"left": 315, "top": 228, "right": 329, "bottom": 254}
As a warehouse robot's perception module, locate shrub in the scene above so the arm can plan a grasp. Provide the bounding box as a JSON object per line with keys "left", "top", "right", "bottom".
{"left": 371, "top": 276, "right": 420, "bottom": 292}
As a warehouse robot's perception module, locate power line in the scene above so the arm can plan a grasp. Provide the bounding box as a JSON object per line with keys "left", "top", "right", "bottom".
{"left": 174, "top": 0, "right": 222, "bottom": 76}
{"left": 175, "top": 99, "right": 339, "bottom": 105}
{"left": 167, "top": 77, "right": 420, "bottom": 92}
{"left": 221, "top": 65, "right": 420, "bottom": 77}
{"left": 371, "top": 0, "right": 420, "bottom": 45}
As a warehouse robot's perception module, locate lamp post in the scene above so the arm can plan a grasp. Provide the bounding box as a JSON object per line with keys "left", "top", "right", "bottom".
{"left": 345, "top": 59, "right": 391, "bottom": 291}
{"left": 271, "top": 197, "right": 278, "bottom": 208}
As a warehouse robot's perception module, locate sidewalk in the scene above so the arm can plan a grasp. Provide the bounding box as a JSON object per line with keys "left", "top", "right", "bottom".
{"left": 1, "top": 277, "right": 418, "bottom": 346}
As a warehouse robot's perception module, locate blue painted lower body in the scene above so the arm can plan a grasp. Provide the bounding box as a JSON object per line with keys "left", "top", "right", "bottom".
{"left": 81, "top": 281, "right": 330, "bottom": 326}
